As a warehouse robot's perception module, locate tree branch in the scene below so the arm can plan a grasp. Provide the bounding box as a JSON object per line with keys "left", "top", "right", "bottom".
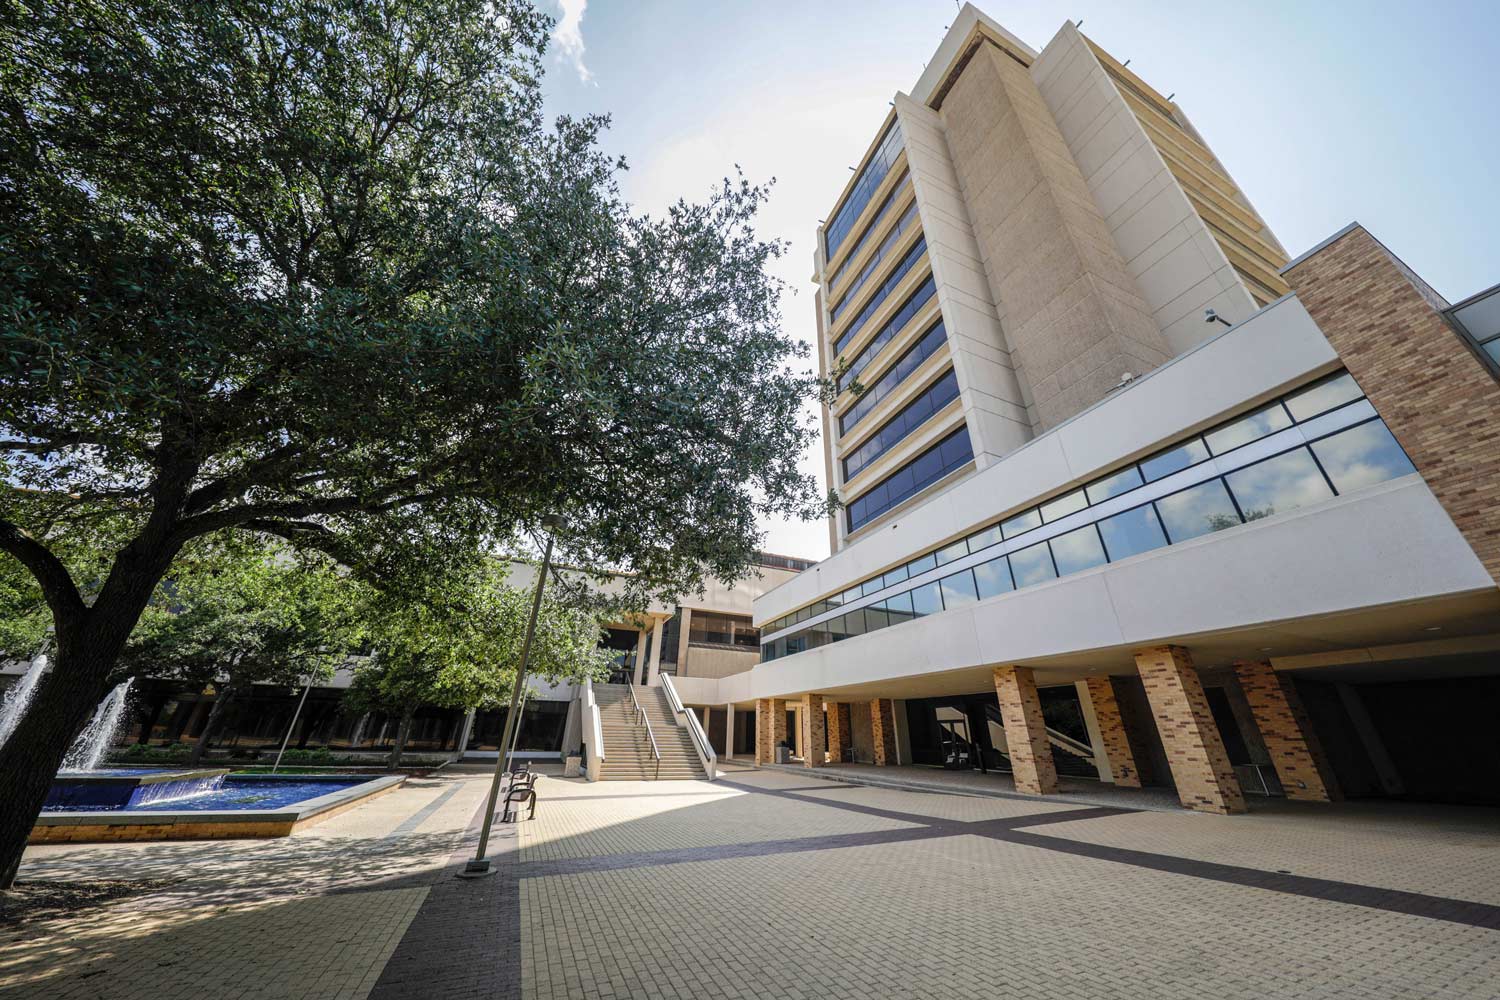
{"left": 0, "top": 517, "right": 86, "bottom": 621}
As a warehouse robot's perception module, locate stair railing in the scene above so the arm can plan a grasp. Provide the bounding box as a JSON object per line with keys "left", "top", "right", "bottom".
{"left": 628, "top": 683, "right": 662, "bottom": 780}
{"left": 659, "top": 673, "right": 716, "bottom": 781}
{"left": 581, "top": 677, "right": 605, "bottom": 781}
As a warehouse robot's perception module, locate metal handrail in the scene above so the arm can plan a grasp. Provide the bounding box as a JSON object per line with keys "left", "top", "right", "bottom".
{"left": 1046, "top": 727, "right": 1095, "bottom": 759}
{"left": 628, "top": 684, "right": 662, "bottom": 780}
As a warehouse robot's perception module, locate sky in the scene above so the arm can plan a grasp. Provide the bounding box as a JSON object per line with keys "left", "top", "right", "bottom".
{"left": 538, "top": 0, "right": 1500, "bottom": 562}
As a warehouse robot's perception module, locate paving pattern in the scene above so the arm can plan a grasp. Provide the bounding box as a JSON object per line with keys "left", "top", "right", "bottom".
{"left": 4, "top": 764, "right": 1499, "bottom": 999}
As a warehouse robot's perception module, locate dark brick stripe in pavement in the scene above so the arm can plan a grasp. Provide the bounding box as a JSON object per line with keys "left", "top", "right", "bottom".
{"left": 382, "top": 782, "right": 468, "bottom": 841}
{"left": 754, "top": 775, "right": 1500, "bottom": 929}
{"left": 999, "top": 828, "right": 1500, "bottom": 931}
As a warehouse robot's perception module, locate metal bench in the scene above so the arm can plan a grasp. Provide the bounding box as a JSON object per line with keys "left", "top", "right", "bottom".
{"left": 502, "top": 769, "right": 538, "bottom": 822}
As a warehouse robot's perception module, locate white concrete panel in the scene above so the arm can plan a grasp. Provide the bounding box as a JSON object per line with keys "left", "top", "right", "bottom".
{"left": 1102, "top": 478, "right": 1494, "bottom": 644}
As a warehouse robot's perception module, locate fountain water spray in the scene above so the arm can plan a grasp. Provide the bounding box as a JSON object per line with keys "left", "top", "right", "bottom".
{"left": 0, "top": 655, "right": 48, "bottom": 749}
{"left": 62, "top": 677, "right": 135, "bottom": 772}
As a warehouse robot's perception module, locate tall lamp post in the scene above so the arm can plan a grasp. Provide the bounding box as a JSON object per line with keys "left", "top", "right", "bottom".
{"left": 463, "top": 513, "right": 566, "bottom": 876}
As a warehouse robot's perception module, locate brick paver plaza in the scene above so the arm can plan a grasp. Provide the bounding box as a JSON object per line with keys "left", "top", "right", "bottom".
{"left": 4, "top": 763, "right": 1498, "bottom": 998}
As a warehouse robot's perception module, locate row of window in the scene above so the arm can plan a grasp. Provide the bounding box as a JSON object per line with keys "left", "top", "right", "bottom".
{"left": 688, "top": 611, "right": 759, "bottom": 648}
{"left": 839, "top": 319, "right": 947, "bottom": 438}
{"left": 765, "top": 370, "right": 1377, "bottom": 634}
{"left": 755, "top": 552, "right": 818, "bottom": 572}
{"left": 842, "top": 368, "right": 960, "bottom": 480}
{"left": 829, "top": 200, "right": 921, "bottom": 328}
{"left": 824, "top": 122, "right": 904, "bottom": 261}
{"left": 827, "top": 172, "right": 911, "bottom": 293}
{"left": 764, "top": 415, "right": 1415, "bottom": 660}
{"left": 832, "top": 235, "right": 928, "bottom": 357}
{"left": 838, "top": 274, "right": 936, "bottom": 392}
{"left": 846, "top": 426, "right": 974, "bottom": 533}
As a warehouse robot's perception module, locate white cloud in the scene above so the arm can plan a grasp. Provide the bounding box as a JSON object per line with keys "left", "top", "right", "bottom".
{"left": 552, "top": 0, "right": 593, "bottom": 84}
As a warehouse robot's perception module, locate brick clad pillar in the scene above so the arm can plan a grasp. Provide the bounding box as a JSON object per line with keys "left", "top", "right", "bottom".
{"left": 1284, "top": 223, "right": 1500, "bottom": 584}
{"left": 870, "top": 699, "right": 898, "bottom": 766}
{"left": 826, "top": 702, "right": 852, "bottom": 764}
{"left": 1233, "top": 660, "right": 1342, "bottom": 803}
{"left": 1082, "top": 676, "right": 1142, "bottom": 788}
{"left": 1134, "top": 646, "right": 1247, "bottom": 814}
{"left": 755, "top": 698, "right": 787, "bottom": 765}
{"left": 992, "top": 666, "right": 1059, "bottom": 796}
{"left": 801, "top": 694, "right": 826, "bottom": 768}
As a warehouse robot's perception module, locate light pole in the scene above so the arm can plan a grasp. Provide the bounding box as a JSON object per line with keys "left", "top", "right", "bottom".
{"left": 271, "top": 681, "right": 312, "bottom": 773}
{"left": 463, "top": 513, "right": 566, "bottom": 876}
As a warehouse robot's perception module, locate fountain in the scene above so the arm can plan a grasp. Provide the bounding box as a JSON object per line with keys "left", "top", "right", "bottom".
{"left": 19, "top": 670, "right": 397, "bottom": 842}
{"left": 43, "top": 677, "right": 235, "bottom": 811}
{"left": 61, "top": 676, "right": 135, "bottom": 771}
{"left": 0, "top": 655, "right": 47, "bottom": 748}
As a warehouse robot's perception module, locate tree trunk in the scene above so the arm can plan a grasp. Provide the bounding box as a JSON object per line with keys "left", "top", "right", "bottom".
{"left": 387, "top": 708, "right": 415, "bottom": 770}
{"left": 0, "top": 543, "right": 181, "bottom": 888}
{"left": 188, "top": 682, "right": 238, "bottom": 766}
{"left": 0, "top": 636, "right": 129, "bottom": 887}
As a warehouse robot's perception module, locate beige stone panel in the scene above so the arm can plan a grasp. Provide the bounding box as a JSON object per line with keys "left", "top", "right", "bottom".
{"left": 682, "top": 644, "right": 759, "bottom": 680}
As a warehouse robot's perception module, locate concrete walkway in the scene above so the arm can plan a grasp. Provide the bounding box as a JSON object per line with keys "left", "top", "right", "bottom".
{"left": 3, "top": 765, "right": 1499, "bottom": 998}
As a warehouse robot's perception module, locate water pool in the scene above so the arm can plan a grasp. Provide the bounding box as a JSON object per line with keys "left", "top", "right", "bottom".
{"left": 41, "top": 773, "right": 370, "bottom": 813}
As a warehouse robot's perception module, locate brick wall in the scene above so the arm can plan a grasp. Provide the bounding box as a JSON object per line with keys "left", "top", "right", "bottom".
{"left": 1284, "top": 224, "right": 1500, "bottom": 584}
{"left": 1134, "top": 646, "right": 1246, "bottom": 814}
{"left": 755, "top": 698, "right": 787, "bottom": 765}
{"left": 827, "top": 702, "right": 852, "bottom": 764}
{"left": 1083, "top": 676, "right": 1142, "bottom": 788}
{"left": 1233, "top": 660, "right": 1341, "bottom": 803}
{"left": 870, "top": 699, "right": 898, "bottom": 766}
{"left": 993, "top": 666, "right": 1059, "bottom": 795}
{"left": 802, "top": 694, "right": 827, "bottom": 768}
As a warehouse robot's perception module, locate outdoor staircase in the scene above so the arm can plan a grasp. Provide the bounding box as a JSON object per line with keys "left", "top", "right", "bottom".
{"left": 593, "top": 683, "right": 706, "bottom": 780}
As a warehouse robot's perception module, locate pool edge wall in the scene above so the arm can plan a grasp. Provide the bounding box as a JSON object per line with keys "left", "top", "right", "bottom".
{"left": 28, "top": 774, "right": 407, "bottom": 844}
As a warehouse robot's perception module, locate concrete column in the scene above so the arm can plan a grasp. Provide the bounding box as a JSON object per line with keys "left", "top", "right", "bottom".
{"left": 632, "top": 628, "right": 648, "bottom": 686}
{"left": 724, "top": 703, "right": 735, "bottom": 760}
{"left": 1233, "top": 661, "right": 1341, "bottom": 802}
{"left": 1336, "top": 682, "right": 1405, "bottom": 795}
{"left": 826, "top": 702, "right": 852, "bottom": 764}
{"left": 992, "top": 666, "right": 1059, "bottom": 796}
{"left": 1079, "top": 677, "right": 1142, "bottom": 787}
{"left": 870, "top": 699, "right": 898, "bottom": 766}
{"left": 801, "top": 694, "right": 826, "bottom": 768}
{"left": 646, "top": 616, "right": 665, "bottom": 686}
{"left": 1134, "top": 646, "right": 1247, "bottom": 814}
{"left": 677, "top": 608, "right": 693, "bottom": 675}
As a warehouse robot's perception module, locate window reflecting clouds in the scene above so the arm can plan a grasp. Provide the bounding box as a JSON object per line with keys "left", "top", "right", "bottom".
{"left": 1223, "top": 448, "right": 1333, "bottom": 521}
{"left": 1155, "top": 480, "right": 1242, "bottom": 543}
{"left": 1310, "top": 420, "right": 1416, "bottom": 493}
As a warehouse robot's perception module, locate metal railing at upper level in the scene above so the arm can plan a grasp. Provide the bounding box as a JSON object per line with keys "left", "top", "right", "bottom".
{"left": 628, "top": 682, "right": 662, "bottom": 780}
{"left": 660, "top": 673, "right": 717, "bottom": 781}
